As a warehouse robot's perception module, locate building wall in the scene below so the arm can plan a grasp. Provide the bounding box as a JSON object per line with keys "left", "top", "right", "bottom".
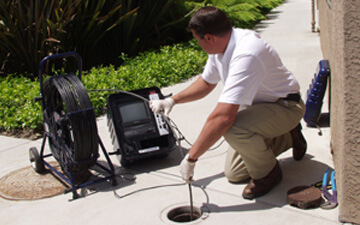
{"left": 317, "top": 0, "right": 360, "bottom": 223}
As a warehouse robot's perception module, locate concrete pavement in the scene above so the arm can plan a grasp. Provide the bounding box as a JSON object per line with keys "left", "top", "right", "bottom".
{"left": 0, "top": 0, "right": 341, "bottom": 224}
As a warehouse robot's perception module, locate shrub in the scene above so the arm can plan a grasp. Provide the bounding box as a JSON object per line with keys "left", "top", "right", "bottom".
{"left": 0, "top": 0, "right": 189, "bottom": 77}
{"left": 84, "top": 40, "right": 207, "bottom": 116}
{"left": 0, "top": 0, "right": 136, "bottom": 77}
{"left": 102, "top": 0, "right": 191, "bottom": 59}
{"left": 0, "top": 41, "right": 206, "bottom": 131}
{"left": 0, "top": 76, "right": 42, "bottom": 130}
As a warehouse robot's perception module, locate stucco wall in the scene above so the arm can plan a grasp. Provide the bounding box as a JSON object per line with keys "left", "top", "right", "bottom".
{"left": 317, "top": 0, "right": 360, "bottom": 223}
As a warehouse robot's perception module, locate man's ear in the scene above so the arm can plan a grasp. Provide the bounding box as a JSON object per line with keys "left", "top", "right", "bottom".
{"left": 204, "top": 34, "right": 215, "bottom": 45}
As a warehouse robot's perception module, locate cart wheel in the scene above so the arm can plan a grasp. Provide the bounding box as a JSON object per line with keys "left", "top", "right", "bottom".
{"left": 29, "top": 147, "right": 45, "bottom": 173}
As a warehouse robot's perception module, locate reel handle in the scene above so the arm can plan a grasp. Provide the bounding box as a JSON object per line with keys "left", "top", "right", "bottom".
{"left": 37, "top": 52, "right": 83, "bottom": 106}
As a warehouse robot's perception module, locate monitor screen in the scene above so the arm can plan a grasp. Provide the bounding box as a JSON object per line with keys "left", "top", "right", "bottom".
{"left": 119, "top": 101, "right": 149, "bottom": 124}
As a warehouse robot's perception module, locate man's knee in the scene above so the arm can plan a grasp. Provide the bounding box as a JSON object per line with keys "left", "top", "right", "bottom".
{"left": 224, "top": 161, "right": 250, "bottom": 183}
{"left": 225, "top": 168, "right": 250, "bottom": 183}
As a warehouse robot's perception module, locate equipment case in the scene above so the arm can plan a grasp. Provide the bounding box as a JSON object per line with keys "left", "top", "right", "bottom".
{"left": 304, "top": 60, "right": 331, "bottom": 128}
{"left": 107, "top": 87, "right": 176, "bottom": 167}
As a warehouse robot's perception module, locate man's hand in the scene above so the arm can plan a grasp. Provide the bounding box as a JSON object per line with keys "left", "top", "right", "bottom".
{"left": 149, "top": 98, "right": 175, "bottom": 116}
{"left": 179, "top": 154, "right": 196, "bottom": 183}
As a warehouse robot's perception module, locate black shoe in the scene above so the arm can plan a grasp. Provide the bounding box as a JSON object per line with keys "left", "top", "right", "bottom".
{"left": 242, "top": 161, "right": 282, "bottom": 200}
{"left": 290, "top": 123, "right": 307, "bottom": 161}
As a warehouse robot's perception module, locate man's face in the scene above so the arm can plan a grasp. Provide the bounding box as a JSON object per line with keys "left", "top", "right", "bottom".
{"left": 192, "top": 30, "right": 215, "bottom": 54}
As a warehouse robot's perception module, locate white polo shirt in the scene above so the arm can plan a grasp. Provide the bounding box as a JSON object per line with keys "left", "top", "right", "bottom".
{"left": 201, "top": 28, "right": 300, "bottom": 106}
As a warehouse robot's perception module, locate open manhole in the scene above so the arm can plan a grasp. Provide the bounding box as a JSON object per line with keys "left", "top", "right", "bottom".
{"left": 168, "top": 206, "right": 201, "bottom": 223}
{"left": 161, "top": 203, "right": 208, "bottom": 224}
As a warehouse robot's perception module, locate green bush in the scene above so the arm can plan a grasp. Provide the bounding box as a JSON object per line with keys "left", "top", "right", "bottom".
{"left": 0, "top": 41, "right": 206, "bottom": 132}
{"left": 0, "top": 0, "right": 189, "bottom": 77}
{"left": 0, "top": 76, "right": 42, "bottom": 130}
{"left": 84, "top": 40, "right": 207, "bottom": 116}
{"left": 0, "top": 0, "right": 136, "bottom": 77}
{"left": 103, "top": 0, "right": 191, "bottom": 58}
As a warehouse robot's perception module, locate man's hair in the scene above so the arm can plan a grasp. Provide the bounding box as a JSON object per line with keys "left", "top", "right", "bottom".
{"left": 188, "top": 6, "right": 232, "bottom": 39}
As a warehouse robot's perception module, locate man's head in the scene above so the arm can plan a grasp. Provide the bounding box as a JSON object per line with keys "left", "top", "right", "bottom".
{"left": 188, "top": 6, "right": 232, "bottom": 39}
{"left": 188, "top": 6, "right": 232, "bottom": 54}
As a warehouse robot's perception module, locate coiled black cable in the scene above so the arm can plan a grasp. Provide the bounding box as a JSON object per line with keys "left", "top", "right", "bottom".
{"left": 43, "top": 73, "right": 98, "bottom": 182}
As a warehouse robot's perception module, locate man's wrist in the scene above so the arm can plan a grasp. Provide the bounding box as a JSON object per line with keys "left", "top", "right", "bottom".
{"left": 185, "top": 153, "right": 198, "bottom": 162}
{"left": 167, "top": 97, "right": 176, "bottom": 105}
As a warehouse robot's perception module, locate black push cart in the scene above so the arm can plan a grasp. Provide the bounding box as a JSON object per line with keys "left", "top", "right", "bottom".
{"left": 29, "top": 52, "right": 117, "bottom": 199}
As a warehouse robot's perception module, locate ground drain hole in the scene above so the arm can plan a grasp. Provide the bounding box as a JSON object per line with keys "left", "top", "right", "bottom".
{"left": 167, "top": 206, "right": 202, "bottom": 223}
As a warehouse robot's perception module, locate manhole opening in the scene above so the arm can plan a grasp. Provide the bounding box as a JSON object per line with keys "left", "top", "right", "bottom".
{"left": 167, "top": 206, "right": 202, "bottom": 223}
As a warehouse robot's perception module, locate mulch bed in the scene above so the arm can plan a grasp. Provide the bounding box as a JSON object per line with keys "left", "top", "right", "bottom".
{"left": 0, "top": 128, "right": 42, "bottom": 140}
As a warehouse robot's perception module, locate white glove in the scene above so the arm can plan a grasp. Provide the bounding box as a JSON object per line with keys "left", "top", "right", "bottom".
{"left": 179, "top": 154, "right": 196, "bottom": 183}
{"left": 149, "top": 98, "right": 175, "bottom": 116}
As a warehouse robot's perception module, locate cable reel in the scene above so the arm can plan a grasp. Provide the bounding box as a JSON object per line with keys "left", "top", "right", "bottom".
{"left": 29, "top": 52, "right": 117, "bottom": 199}
{"left": 42, "top": 73, "right": 99, "bottom": 182}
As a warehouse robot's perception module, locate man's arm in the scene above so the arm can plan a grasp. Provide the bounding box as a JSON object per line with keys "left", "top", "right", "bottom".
{"left": 171, "top": 76, "right": 217, "bottom": 104}
{"left": 187, "top": 102, "right": 239, "bottom": 161}
{"left": 149, "top": 76, "right": 216, "bottom": 116}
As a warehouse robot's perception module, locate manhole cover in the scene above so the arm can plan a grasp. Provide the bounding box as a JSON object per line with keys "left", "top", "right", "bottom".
{"left": 0, "top": 162, "right": 66, "bottom": 200}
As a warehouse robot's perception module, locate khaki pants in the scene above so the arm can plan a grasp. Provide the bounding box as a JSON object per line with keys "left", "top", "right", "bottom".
{"left": 224, "top": 99, "right": 305, "bottom": 182}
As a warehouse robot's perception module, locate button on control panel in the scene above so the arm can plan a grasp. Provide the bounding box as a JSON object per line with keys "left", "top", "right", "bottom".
{"left": 149, "top": 91, "right": 170, "bottom": 136}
